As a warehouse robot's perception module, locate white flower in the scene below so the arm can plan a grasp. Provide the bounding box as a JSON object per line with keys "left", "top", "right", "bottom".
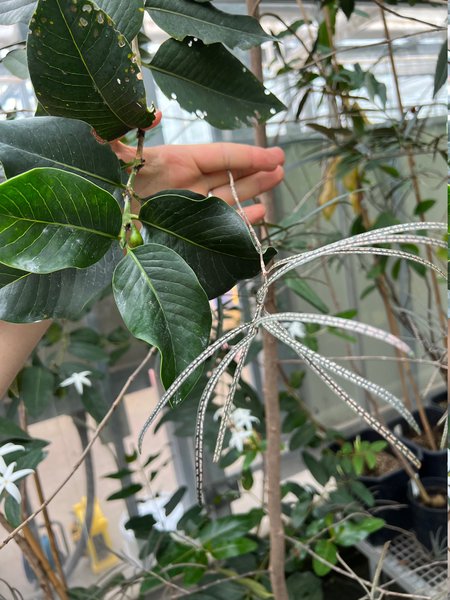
{"left": 0, "top": 444, "right": 34, "bottom": 504}
{"left": 60, "top": 371, "right": 92, "bottom": 395}
{"left": 287, "top": 321, "right": 306, "bottom": 339}
{"left": 214, "top": 406, "right": 259, "bottom": 453}
{"left": 229, "top": 429, "right": 253, "bottom": 453}
{"left": 230, "top": 408, "right": 259, "bottom": 431}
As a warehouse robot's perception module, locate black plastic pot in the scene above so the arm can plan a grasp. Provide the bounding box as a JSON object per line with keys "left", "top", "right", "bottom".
{"left": 407, "top": 477, "right": 448, "bottom": 554}
{"left": 331, "top": 429, "right": 419, "bottom": 546}
{"left": 390, "top": 406, "right": 446, "bottom": 480}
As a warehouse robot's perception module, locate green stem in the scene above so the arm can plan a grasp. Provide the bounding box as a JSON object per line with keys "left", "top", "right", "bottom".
{"left": 120, "top": 129, "right": 146, "bottom": 247}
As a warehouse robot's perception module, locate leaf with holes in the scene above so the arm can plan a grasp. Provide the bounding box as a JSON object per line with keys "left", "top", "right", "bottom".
{"left": 0, "top": 117, "right": 122, "bottom": 192}
{"left": 95, "top": 0, "right": 145, "bottom": 42}
{"left": 112, "top": 244, "right": 211, "bottom": 402}
{"left": 147, "top": 39, "right": 285, "bottom": 129}
{"left": 0, "top": 0, "right": 35, "bottom": 25}
{"left": 0, "top": 168, "right": 121, "bottom": 273}
{"left": 140, "top": 190, "right": 276, "bottom": 298}
{"left": 0, "top": 245, "right": 121, "bottom": 323}
{"left": 27, "top": 0, "right": 155, "bottom": 141}
{"left": 145, "top": 0, "right": 271, "bottom": 49}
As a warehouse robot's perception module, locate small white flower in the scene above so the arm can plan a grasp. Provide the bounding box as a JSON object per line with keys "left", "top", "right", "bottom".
{"left": 287, "top": 321, "right": 306, "bottom": 339}
{"left": 229, "top": 429, "right": 253, "bottom": 453}
{"left": 60, "top": 371, "right": 92, "bottom": 395}
{"left": 0, "top": 444, "right": 34, "bottom": 504}
{"left": 231, "top": 408, "right": 259, "bottom": 431}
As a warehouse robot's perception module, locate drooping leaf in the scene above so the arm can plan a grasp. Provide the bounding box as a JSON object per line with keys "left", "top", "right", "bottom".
{"left": 112, "top": 244, "right": 211, "bottom": 401}
{"left": 147, "top": 39, "right": 285, "bottom": 129}
{"left": 0, "top": 245, "right": 121, "bottom": 323}
{"left": 0, "top": 0, "right": 35, "bottom": 25}
{"left": 19, "top": 367, "right": 55, "bottom": 418}
{"left": 27, "top": 0, "right": 155, "bottom": 141}
{"left": 0, "top": 117, "right": 122, "bottom": 192}
{"left": 286, "top": 278, "right": 329, "bottom": 314}
{"left": 2, "top": 49, "right": 29, "bottom": 79}
{"left": 95, "top": 0, "right": 145, "bottom": 42}
{"left": 107, "top": 483, "right": 142, "bottom": 500}
{"left": 199, "top": 509, "right": 263, "bottom": 543}
{"left": 140, "top": 190, "right": 276, "bottom": 298}
{"left": 433, "top": 40, "right": 448, "bottom": 97}
{"left": 164, "top": 486, "right": 187, "bottom": 516}
{"left": 0, "top": 168, "right": 122, "bottom": 273}
{"left": 145, "top": 0, "right": 271, "bottom": 49}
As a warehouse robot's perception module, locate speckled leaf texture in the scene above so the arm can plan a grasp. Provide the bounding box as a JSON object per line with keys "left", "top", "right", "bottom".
{"left": 27, "top": 0, "right": 155, "bottom": 140}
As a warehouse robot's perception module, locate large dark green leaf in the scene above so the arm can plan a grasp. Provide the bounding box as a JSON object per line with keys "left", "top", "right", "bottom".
{"left": 145, "top": 0, "right": 271, "bottom": 49}
{"left": 0, "top": 0, "right": 35, "bottom": 25}
{"left": 112, "top": 243, "right": 211, "bottom": 401}
{"left": 199, "top": 509, "right": 263, "bottom": 543}
{"left": 0, "top": 117, "right": 122, "bottom": 192}
{"left": 0, "top": 168, "right": 121, "bottom": 273}
{"left": 147, "top": 39, "right": 285, "bottom": 129}
{"left": 19, "top": 366, "right": 55, "bottom": 418}
{"left": 27, "top": 0, "right": 155, "bottom": 141}
{"left": 140, "top": 190, "right": 276, "bottom": 298}
{"left": 0, "top": 245, "right": 121, "bottom": 323}
{"left": 96, "top": 0, "right": 144, "bottom": 42}
{"left": 287, "top": 573, "right": 323, "bottom": 600}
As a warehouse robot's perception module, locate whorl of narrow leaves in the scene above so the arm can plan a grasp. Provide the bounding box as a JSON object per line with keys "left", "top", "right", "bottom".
{"left": 27, "top": 0, "right": 155, "bottom": 140}
{"left": 0, "top": 168, "right": 122, "bottom": 273}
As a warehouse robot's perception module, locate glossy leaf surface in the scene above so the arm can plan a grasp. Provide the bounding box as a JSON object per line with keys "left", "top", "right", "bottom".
{"left": 148, "top": 39, "right": 285, "bottom": 129}
{"left": 113, "top": 244, "right": 211, "bottom": 401}
{"left": 140, "top": 190, "right": 276, "bottom": 298}
{"left": 0, "top": 117, "right": 122, "bottom": 192}
{"left": 145, "top": 0, "right": 271, "bottom": 49}
{"left": 0, "top": 168, "right": 121, "bottom": 273}
{"left": 27, "top": 0, "right": 155, "bottom": 140}
{"left": 0, "top": 246, "right": 121, "bottom": 323}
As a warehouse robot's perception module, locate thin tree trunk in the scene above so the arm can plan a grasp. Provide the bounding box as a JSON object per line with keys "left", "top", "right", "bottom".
{"left": 246, "top": 2, "right": 288, "bottom": 598}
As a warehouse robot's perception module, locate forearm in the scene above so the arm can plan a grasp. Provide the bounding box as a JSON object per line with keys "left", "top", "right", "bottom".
{"left": 0, "top": 321, "right": 50, "bottom": 399}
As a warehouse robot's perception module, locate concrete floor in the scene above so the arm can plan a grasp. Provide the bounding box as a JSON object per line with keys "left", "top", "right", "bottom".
{"left": 0, "top": 386, "right": 178, "bottom": 598}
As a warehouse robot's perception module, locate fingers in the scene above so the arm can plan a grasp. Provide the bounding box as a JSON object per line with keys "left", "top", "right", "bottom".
{"left": 243, "top": 204, "right": 266, "bottom": 224}
{"left": 191, "top": 143, "right": 285, "bottom": 174}
{"left": 108, "top": 109, "right": 162, "bottom": 150}
{"left": 210, "top": 165, "right": 284, "bottom": 204}
{"left": 144, "top": 109, "right": 162, "bottom": 131}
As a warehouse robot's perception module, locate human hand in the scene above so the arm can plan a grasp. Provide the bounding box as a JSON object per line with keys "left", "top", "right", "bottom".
{"left": 110, "top": 113, "right": 285, "bottom": 224}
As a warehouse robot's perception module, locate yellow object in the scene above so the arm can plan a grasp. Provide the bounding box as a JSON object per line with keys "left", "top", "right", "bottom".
{"left": 318, "top": 157, "right": 340, "bottom": 220}
{"left": 72, "top": 497, "right": 118, "bottom": 574}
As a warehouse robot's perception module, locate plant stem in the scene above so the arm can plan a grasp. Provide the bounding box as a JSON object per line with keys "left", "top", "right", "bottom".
{"left": 246, "top": 2, "right": 288, "bottom": 598}
{"left": 18, "top": 401, "right": 68, "bottom": 596}
{"left": 0, "top": 514, "right": 53, "bottom": 600}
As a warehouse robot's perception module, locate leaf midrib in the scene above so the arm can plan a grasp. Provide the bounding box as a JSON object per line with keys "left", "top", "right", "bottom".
{"left": 147, "top": 61, "right": 273, "bottom": 108}
{"left": 128, "top": 248, "right": 177, "bottom": 362}
{"left": 0, "top": 141, "right": 123, "bottom": 189}
{"left": 147, "top": 4, "right": 266, "bottom": 40}
{"left": 141, "top": 210, "right": 259, "bottom": 262}
{"left": 0, "top": 212, "right": 116, "bottom": 239}
{"left": 54, "top": 0, "right": 132, "bottom": 130}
